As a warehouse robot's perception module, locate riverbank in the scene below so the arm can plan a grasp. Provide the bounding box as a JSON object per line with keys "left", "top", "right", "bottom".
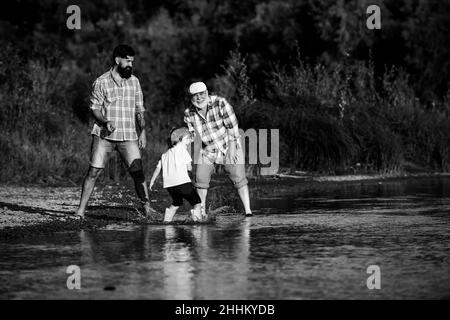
{"left": 1, "top": 172, "right": 448, "bottom": 239}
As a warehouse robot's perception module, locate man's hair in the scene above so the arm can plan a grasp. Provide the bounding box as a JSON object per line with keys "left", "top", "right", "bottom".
{"left": 112, "top": 44, "right": 135, "bottom": 64}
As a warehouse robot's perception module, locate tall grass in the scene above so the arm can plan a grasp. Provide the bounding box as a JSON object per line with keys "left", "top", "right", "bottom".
{"left": 0, "top": 45, "right": 171, "bottom": 184}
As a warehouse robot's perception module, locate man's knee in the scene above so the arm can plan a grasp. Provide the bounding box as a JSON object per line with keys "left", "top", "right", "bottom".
{"left": 225, "top": 164, "right": 248, "bottom": 189}
{"left": 194, "top": 164, "right": 214, "bottom": 189}
{"left": 193, "top": 180, "right": 210, "bottom": 189}
{"left": 233, "top": 177, "right": 248, "bottom": 189}
{"left": 128, "top": 159, "right": 145, "bottom": 184}
{"left": 87, "top": 167, "right": 103, "bottom": 179}
{"left": 128, "top": 159, "right": 143, "bottom": 172}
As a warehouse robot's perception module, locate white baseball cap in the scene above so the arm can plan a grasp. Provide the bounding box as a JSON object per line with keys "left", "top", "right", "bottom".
{"left": 189, "top": 82, "right": 207, "bottom": 95}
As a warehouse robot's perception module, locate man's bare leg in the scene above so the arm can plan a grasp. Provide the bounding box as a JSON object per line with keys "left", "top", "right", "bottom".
{"left": 237, "top": 185, "right": 252, "bottom": 216}
{"left": 197, "top": 188, "right": 208, "bottom": 213}
{"left": 76, "top": 166, "right": 103, "bottom": 217}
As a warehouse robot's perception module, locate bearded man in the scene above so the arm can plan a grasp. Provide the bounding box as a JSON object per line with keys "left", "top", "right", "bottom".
{"left": 76, "top": 44, "right": 156, "bottom": 218}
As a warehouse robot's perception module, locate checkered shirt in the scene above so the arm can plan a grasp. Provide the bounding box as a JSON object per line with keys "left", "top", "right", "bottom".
{"left": 90, "top": 69, "right": 145, "bottom": 141}
{"left": 184, "top": 95, "right": 241, "bottom": 162}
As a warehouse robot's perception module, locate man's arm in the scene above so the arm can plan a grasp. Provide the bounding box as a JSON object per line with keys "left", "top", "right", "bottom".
{"left": 221, "top": 99, "right": 241, "bottom": 142}
{"left": 135, "top": 112, "right": 146, "bottom": 149}
{"left": 184, "top": 109, "right": 196, "bottom": 138}
{"left": 92, "top": 109, "right": 115, "bottom": 133}
{"left": 221, "top": 99, "right": 242, "bottom": 164}
{"left": 135, "top": 79, "right": 147, "bottom": 148}
{"left": 90, "top": 80, "right": 115, "bottom": 132}
{"left": 136, "top": 112, "right": 146, "bottom": 133}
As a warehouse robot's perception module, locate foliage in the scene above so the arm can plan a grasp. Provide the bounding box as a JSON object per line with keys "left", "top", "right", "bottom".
{"left": 0, "top": 0, "right": 449, "bottom": 182}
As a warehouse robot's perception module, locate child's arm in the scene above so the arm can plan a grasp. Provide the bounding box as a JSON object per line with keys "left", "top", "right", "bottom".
{"left": 184, "top": 146, "right": 193, "bottom": 172}
{"left": 149, "top": 165, "right": 161, "bottom": 191}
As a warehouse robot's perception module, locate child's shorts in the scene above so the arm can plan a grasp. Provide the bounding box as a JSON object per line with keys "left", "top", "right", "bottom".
{"left": 166, "top": 182, "right": 201, "bottom": 207}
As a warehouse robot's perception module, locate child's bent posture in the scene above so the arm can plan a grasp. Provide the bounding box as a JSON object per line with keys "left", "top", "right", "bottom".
{"left": 148, "top": 127, "right": 204, "bottom": 222}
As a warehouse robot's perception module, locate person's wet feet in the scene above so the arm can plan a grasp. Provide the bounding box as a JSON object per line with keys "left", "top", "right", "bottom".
{"left": 74, "top": 209, "right": 85, "bottom": 219}
{"left": 244, "top": 211, "right": 253, "bottom": 217}
{"left": 143, "top": 201, "right": 159, "bottom": 220}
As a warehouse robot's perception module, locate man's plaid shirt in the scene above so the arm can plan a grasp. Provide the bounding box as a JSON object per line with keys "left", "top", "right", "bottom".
{"left": 90, "top": 69, "right": 145, "bottom": 141}
{"left": 184, "top": 95, "right": 241, "bottom": 162}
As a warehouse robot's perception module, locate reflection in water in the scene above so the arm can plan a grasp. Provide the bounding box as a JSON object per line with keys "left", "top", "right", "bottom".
{"left": 71, "top": 220, "right": 251, "bottom": 299}
{"left": 191, "top": 219, "right": 251, "bottom": 299}
{"left": 161, "top": 219, "right": 251, "bottom": 299}
{"left": 162, "top": 225, "right": 193, "bottom": 299}
{"left": 0, "top": 177, "right": 450, "bottom": 299}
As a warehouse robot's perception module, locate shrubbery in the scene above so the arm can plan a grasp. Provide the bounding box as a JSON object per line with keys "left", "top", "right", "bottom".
{"left": 216, "top": 50, "right": 450, "bottom": 174}
{"left": 0, "top": 45, "right": 169, "bottom": 183}
{"left": 1, "top": 0, "right": 449, "bottom": 183}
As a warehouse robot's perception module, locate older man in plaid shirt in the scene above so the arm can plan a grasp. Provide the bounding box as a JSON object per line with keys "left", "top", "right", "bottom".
{"left": 76, "top": 44, "right": 156, "bottom": 218}
{"left": 184, "top": 82, "right": 252, "bottom": 217}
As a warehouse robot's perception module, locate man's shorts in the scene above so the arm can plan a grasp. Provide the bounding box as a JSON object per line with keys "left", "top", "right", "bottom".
{"left": 166, "top": 182, "right": 201, "bottom": 207}
{"left": 194, "top": 146, "right": 248, "bottom": 189}
{"left": 89, "top": 135, "right": 141, "bottom": 169}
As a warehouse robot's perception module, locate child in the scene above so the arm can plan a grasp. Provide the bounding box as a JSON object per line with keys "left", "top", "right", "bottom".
{"left": 148, "top": 127, "right": 204, "bottom": 222}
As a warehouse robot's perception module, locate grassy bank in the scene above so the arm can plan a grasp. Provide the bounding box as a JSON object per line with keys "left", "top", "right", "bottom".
{"left": 1, "top": 46, "right": 449, "bottom": 184}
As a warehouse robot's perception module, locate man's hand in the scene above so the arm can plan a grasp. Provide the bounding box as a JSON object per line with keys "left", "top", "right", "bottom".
{"left": 138, "top": 131, "right": 147, "bottom": 149}
{"left": 106, "top": 121, "right": 116, "bottom": 133}
{"left": 227, "top": 139, "right": 240, "bottom": 165}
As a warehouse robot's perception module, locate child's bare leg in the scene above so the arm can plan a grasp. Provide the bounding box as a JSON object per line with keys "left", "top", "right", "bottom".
{"left": 164, "top": 205, "right": 179, "bottom": 222}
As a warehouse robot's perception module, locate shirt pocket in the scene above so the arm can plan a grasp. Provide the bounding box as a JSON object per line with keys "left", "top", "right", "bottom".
{"left": 104, "top": 88, "right": 119, "bottom": 106}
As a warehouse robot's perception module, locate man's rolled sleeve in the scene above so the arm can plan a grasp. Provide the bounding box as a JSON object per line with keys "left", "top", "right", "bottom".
{"left": 135, "top": 79, "right": 145, "bottom": 113}
{"left": 222, "top": 99, "right": 241, "bottom": 140}
{"left": 184, "top": 109, "right": 196, "bottom": 138}
{"left": 90, "top": 79, "right": 104, "bottom": 111}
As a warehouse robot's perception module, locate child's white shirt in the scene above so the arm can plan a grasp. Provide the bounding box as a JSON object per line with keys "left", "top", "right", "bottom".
{"left": 157, "top": 144, "right": 192, "bottom": 188}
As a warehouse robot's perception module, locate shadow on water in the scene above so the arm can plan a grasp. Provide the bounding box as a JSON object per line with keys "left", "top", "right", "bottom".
{"left": 1, "top": 176, "right": 450, "bottom": 299}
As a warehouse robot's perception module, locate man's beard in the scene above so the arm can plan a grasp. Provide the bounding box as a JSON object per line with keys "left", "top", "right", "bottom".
{"left": 192, "top": 96, "right": 209, "bottom": 110}
{"left": 117, "top": 65, "right": 132, "bottom": 79}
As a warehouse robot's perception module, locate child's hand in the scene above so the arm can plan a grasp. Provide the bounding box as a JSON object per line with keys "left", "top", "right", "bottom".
{"left": 148, "top": 183, "right": 154, "bottom": 191}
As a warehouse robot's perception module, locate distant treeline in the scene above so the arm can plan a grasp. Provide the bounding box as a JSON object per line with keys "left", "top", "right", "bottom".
{"left": 0, "top": 0, "right": 449, "bottom": 183}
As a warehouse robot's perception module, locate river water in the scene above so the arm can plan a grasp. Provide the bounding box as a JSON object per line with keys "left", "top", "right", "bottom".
{"left": 1, "top": 177, "right": 450, "bottom": 299}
